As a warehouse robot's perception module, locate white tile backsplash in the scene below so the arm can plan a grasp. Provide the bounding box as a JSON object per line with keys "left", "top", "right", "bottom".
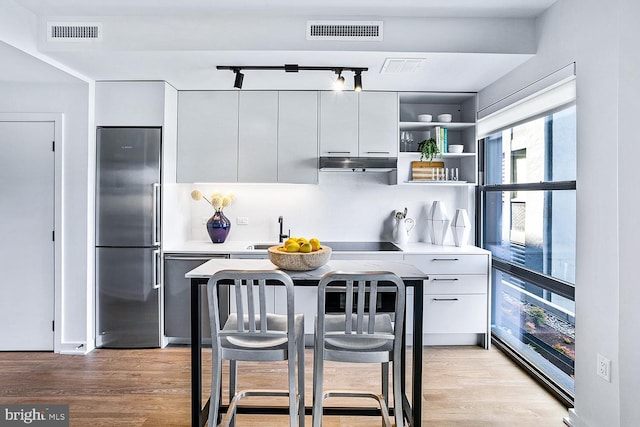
{"left": 163, "top": 172, "right": 474, "bottom": 247}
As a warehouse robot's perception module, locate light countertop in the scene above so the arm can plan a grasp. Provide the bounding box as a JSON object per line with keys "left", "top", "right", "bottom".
{"left": 163, "top": 240, "right": 490, "bottom": 256}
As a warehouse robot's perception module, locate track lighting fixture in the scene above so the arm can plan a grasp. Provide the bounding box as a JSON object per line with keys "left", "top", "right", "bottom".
{"left": 354, "top": 71, "right": 363, "bottom": 92}
{"left": 233, "top": 68, "right": 244, "bottom": 89}
{"left": 218, "top": 64, "right": 367, "bottom": 91}
{"left": 334, "top": 70, "right": 345, "bottom": 91}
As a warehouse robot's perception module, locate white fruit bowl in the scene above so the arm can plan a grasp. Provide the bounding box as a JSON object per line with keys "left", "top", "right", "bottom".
{"left": 437, "top": 114, "right": 452, "bottom": 122}
{"left": 268, "top": 246, "right": 332, "bottom": 271}
{"left": 448, "top": 145, "right": 464, "bottom": 153}
{"left": 417, "top": 114, "right": 432, "bottom": 122}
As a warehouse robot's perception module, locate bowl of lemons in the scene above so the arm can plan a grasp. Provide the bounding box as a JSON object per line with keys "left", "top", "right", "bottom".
{"left": 268, "top": 237, "right": 332, "bottom": 271}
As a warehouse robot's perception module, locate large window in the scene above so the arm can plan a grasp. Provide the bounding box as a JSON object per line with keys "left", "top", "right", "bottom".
{"left": 478, "top": 80, "right": 576, "bottom": 404}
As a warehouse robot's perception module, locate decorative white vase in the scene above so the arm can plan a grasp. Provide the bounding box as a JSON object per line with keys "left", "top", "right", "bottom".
{"left": 451, "top": 208, "right": 471, "bottom": 247}
{"left": 428, "top": 201, "right": 449, "bottom": 245}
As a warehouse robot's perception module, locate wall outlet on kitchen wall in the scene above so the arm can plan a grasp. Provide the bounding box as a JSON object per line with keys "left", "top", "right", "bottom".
{"left": 236, "top": 216, "right": 249, "bottom": 225}
{"left": 597, "top": 353, "right": 611, "bottom": 382}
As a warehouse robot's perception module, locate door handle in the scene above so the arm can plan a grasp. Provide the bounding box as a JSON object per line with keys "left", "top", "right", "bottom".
{"left": 152, "top": 183, "right": 160, "bottom": 246}
{"left": 432, "top": 298, "right": 459, "bottom": 302}
{"left": 432, "top": 278, "right": 459, "bottom": 281}
{"left": 431, "top": 258, "right": 459, "bottom": 261}
{"left": 152, "top": 249, "right": 161, "bottom": 289}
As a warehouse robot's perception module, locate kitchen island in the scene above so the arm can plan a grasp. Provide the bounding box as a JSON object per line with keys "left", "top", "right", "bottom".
{"left": 186, "top": 258, "right": 427, "bottom": 427}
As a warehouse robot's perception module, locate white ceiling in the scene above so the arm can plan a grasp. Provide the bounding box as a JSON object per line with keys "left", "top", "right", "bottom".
{"left": 4, "top": 0, "right": 559, "bottom": 91}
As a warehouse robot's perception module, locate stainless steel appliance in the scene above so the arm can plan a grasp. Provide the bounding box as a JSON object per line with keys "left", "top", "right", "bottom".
{"left": 164, "top": 254, "right": 229, "bottom": 343}
{"left": 95, "top": 127, "right": 162, "bottom": 348}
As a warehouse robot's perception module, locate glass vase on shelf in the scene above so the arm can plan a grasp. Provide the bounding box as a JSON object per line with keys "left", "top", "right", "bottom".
{"left": 207, "top": 208, "right": 231, "bottom": 243}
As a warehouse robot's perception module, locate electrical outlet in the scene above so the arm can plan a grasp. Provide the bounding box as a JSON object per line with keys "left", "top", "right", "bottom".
{"left": 201, "top": 216, "right": 209, "bottom": 225}
{"left": 597, "top": 353, "right": 611, "bottom": 382}
{"left": 236, "top": 216, "right": 249, "bottom": 225}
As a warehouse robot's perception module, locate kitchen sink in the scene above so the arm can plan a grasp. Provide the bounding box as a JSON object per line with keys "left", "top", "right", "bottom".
{"left": 247, "top": 243, "right": 279, "bottom": 250}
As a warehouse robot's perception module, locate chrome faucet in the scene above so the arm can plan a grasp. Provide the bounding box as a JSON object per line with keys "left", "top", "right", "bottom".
{"left": 278, "top": 216, "right": 290, "bottom": 243}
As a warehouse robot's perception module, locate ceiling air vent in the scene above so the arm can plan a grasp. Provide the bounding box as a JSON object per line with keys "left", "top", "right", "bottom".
{"left": 380, "top": 58, "right": 425, "bottom": 74}
{"left": 307, "top": 21, "right": 383, "bottom": 41}
{"left": 47, "top": 22, "right": 103, "bottom": 42}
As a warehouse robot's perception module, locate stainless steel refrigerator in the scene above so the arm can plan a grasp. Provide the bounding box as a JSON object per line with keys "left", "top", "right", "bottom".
{"left": 95, "top": 127, "right": 162, "bottom": 348}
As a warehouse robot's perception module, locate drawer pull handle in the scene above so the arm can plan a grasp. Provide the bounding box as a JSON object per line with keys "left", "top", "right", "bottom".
{"left": 432, "top": 298, "right": 459, "bottom": 302}
{"left": 432, "top": 278, "right": 459, "bottom": 281}
{"left": 431, "top": 258, "right": 459, "bottom": 261}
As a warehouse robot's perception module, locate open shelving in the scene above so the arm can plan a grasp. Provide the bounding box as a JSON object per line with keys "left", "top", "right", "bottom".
{"left": 397, "top": 92, "right": 478, "bottom": 186}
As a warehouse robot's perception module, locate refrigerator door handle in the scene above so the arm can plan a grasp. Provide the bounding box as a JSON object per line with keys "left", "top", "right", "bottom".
{"left": 152, "top": 183, "right": 160, "bottom": 246}
{"left": 152, "top": 249, "right": 161, "bottom": 289}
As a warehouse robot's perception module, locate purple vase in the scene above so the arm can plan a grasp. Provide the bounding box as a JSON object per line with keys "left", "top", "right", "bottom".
{"left": 206, "top": 209, "right": 231, "bottom": 243}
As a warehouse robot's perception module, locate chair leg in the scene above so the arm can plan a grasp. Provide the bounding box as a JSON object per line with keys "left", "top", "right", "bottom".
{"left": 288, "top": 347, "right": 297, "bottom": 427}
{"left": 382, "top": 362, "right": 389, "bottom": 406}
{"left": 312, "top": 343, "right": 324, "bottom": 427}
{"left": 382, "top": 362, "right": 389, "bottom": 427}
{"left": 229, "top": 360, "right": 237, "bottom": 427}
{"left": 209, "top": 349, "right": 222, "bottom": 427}
{"left": 298, "top": 337, "right": 305, "bottom": 427}
{"left": 392, "top": 360, "right": 404, "bottom": 427}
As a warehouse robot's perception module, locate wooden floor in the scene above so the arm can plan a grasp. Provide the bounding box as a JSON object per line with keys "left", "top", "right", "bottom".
{"left": 0, "top": 346, "right": 568, "bottom": 426}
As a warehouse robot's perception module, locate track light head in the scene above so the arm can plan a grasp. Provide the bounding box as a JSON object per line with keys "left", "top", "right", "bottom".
{"left": 233, "top": 69, "right": 244, "bottom": 89}
{"left": 354, "top": 71, "right": 362, "bottom": 92}
{"left": 334, "top": 71, "right": 345, "bottom": 91}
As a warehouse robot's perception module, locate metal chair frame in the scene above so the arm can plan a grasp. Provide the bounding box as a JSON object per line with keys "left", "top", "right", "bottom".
{"left": 207, "top": 269, "right": 305, "bottom": 427}
{"left": 312, "top": 271, "right": 405, "bottom": 427}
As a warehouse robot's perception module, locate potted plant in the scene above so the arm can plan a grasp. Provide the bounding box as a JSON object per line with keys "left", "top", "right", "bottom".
{"left": 417, "top": 137, "right": 441, "bottom": 163}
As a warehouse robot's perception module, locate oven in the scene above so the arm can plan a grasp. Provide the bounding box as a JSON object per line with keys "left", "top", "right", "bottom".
{"left": 324, "top": 282, "right": 398, "bottom": 314}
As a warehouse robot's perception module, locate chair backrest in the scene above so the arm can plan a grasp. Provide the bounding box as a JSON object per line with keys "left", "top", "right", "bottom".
{"left": 207, "top": 269, "right": 295, "bottom": 345}
{"left": 317, "top": 271, "right": 405, "bottom": 347}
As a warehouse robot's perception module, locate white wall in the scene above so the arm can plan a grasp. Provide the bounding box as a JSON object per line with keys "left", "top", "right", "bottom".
{"left": 0, "top": 81, "right": 92, "bottom": 352}
{"left": 479, "top": 0, "right": 639, "bottom": 425}
{"left": 163, "top": 174, "right": 474, "bottom": 248}
{"left": 617, "top": 0, "right": 640, "bottom": 425}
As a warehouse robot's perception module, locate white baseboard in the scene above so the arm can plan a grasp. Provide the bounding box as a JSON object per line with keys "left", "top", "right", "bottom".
{"left": 59, "top": 342, "right": 92, "bottom": 355}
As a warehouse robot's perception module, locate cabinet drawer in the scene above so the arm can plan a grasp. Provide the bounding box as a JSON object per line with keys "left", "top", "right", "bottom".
{"left": 425, "top": 275, "right": 486, "bottom": 295}
{"left": 407, "top": 254, "right": 488, "bottom": 275}
{"left": 422, "top": 294, "right": 486, "bottom": 334}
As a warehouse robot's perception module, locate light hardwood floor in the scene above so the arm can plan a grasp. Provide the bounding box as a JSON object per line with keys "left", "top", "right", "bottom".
{"left": 0, "top": 346, "right": 568, "bottom": 426}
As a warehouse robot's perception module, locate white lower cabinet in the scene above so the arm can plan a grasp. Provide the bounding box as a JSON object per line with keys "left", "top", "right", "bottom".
{"left": 404, "top": 250, "right": 490, "bottom": 348}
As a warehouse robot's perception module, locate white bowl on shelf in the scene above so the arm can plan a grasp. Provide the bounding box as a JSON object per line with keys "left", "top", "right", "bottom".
{"left": 448, "top": 145, "right": 464, "bottom": 153}
{"left": 437, "top": 114, "right": 452, "bottom": 122}
{"left": 417, "top": 114, "right": 432, "bottom": 122}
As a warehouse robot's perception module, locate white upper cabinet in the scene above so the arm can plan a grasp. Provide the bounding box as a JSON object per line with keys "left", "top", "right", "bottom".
{"left": 96, "top": 81, "right": 167, "bottom": 126}
{"left": 277, "top": 91, "right": 318, "bottom": 184}
{"left": 319, "top": 92, "right": 358, "bottom": 157}
{"left": 358, "top": 92, "right": 398, "bottom": 157}
{"left": 237, "top": 91, "right": 279, "bottom": 183}
{"left": 319, "top": 91, "right": 398, "bottom": 158}
{"left": 177, "top": 91, "right": 318, "bottom": 184}
{"left": 177, "top": 91, "right": 239, "bottom": 183}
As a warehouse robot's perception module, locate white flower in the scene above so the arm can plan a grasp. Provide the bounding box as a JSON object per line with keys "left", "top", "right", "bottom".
{"left": 191, "top": 189, "right": 235, "bottom": 211}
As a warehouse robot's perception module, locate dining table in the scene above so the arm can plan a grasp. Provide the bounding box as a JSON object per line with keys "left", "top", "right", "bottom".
{"left": 186, "top": 258, "right": 428, "bottom": 427}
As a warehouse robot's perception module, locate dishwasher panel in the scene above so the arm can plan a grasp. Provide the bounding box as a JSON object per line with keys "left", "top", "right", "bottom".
{"left": 164, "top": 254, "right": 229, "bottom": 342}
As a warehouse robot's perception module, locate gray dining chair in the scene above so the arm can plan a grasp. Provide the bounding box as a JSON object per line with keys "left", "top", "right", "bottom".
{"left": 206, "top": 269, "right": 305, "bottom": 427}
{"left": 312, "top": 271, "right": 405, "bottom": 427}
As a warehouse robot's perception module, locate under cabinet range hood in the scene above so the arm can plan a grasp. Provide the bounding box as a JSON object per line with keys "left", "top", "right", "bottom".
{"left": 319, "top": 156, "right": 397, "bottom": 172}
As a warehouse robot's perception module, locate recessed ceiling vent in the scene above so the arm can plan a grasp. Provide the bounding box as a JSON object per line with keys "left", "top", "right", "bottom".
{"left": 47, "top": 22, "right": 102, "bottom": 42}
{"left": 380, "top": 58, "right": 424, "bottom": 74}
{"left": 307, "top": 21, "right": 383, "bottom": 41}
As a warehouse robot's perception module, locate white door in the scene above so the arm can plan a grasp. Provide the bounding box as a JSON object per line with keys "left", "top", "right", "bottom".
{"left": 0, "top": 121, "right": 55, "bottom": 350}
